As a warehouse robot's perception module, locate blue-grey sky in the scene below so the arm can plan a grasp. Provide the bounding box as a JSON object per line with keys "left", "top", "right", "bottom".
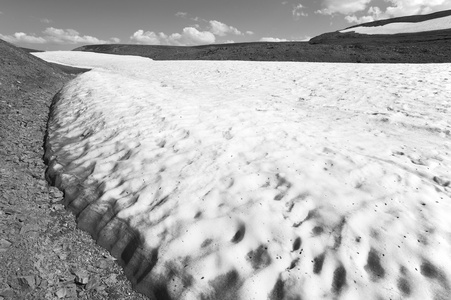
{"left": 1, "top": 0, "right": 450, "bottom": 50}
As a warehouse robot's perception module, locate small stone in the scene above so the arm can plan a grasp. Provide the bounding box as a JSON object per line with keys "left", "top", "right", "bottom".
{"left": 74, "top": 270, "right": 89, "bottom": 285}
{"left": 63, "top": 283, "right": 77, "bottom": 298}
{"left": 60, "top": 274, "right": 75, "bottom": 282}
{"left": 3, "top": 209, "right": 16, "bottom": 215}
{"left": 0, "top": 289, "right": 15, "bottom": 298}
{"left": 49, "top": 187, "right": 62, "bottom": 198}
{"left": 95, "top": 285, "right": 106, "bottom": 293}
{"left": 86, "top": 266, "right": 97, "bottom": 272}
{"left": 19, "top": 224, "right": 39, "bottom": 235}
{"left": 102, "top": 252, "right": 117, "bottom": 261}
{"left": 39, "top": 279, "right": 48, "bottom": 289}
{"left": 50, "top": 197, "right": 61, "bottom": 203}
{"left": 85, "top": 276, "right": 100, "bottom": 291}
{"left": 55, "top": 287, "right": 67, "bottom": 298}
{"left": 104, "top": 274, "right": 117, "bottom": 285}
{"left": 18, "top": 275, "right": 36, "bottom": 290}
{"left": 0, "top": 239, "right": 12, "bottom": 252}
{"left": 96, "top": 259, "right": 110, "bottom": 269}
{"left": 52, "top": 204, "right": 65, "bottom": 211}
{"left": 35, "top": 276, "right": 42, "bottom": 287}
{"left": 37, "top": 179, "right": 47, "bottom": 186}
{"left": 7, "top": 277, "right": 22, "bottom": 290}
{"left": 0, "top": 289, "right": 16, "bottom": 299}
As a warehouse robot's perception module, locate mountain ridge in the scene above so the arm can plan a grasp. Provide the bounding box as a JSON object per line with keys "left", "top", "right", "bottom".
{"left": 310, "top": 9, "right": 451, "bottom": 45}
{"left": 344, "top": 9, "right": 451, "bottom": 30}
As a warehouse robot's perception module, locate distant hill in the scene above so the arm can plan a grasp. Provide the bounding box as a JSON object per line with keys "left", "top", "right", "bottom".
{"left": 0, "top": 39, "right": 70, "bottom": 95}
{"left": 73, "top": 42, "right": 317, "bottom": 61}
{"left": 73, "top": 10, "right": 451, "bottom": 63}
{"left": 309, "top": 9, "right": 451, "bottom": 44}
{"left": 0, "top": 39, "right": 89, "bottom": 88}
{"left": 19, "top": 47, "right": 44, "bottom": 53}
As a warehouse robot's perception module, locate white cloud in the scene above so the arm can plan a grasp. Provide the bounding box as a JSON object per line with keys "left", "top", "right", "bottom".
{"left": 316, "top": 0, "right": 371, "bottom": 15}
{"left": 43, "top": 27, "right": 109, "bottom": 44}
{"left": 130, "top": 27, "right": 215, "bottom": 46}
{"left": 293, "top": 4, "right": 309, "bottom": 18}
{"left": 0, "top": 32, "right": 46, "bottom": 44}
{"left": 110, "top": 37, "right": 121, "bottom": 43}
{"left": 0, "top": 27, "right": 117, "bottom": 45}
{"left": 260, "top": 37, "right": 290, "bottom": 42}
{"left": 174, "top": 12, "right": 206, "bottom": 23}
{"left": 345, "top": 14, "right": 376, "bottom": 23}
{"left": 319, "top": 0, "right": 451, "bottom": 23}
{"left": 40, "top": 18, "right": 52, "bottom": 24}
{"left": 130, "top": 30, "right": 161, "bottom": 45}
{"left": 181, "top": 27, "right": 216, "bottom": 44}
{"left": 175, "top": 12, "right": 187, "bottom": 18}
{"left": 345, "top": 6, "right": 382, "bottom": 23}
{"left": 130, "top": 18, "right": 246, "bottom": 46}
{"left": 384, "top": 0, "right": 451, "bottom": 17}
{"left": 209, "top": 20, "right": 242, "bottom": 36}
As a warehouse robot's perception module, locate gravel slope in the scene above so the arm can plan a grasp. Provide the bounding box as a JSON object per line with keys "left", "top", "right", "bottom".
{"left": 0, "top": 39, "right": 147, "bottom": 299}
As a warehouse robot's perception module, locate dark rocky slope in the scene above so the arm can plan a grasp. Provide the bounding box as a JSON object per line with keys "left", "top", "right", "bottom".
{"left": 74, "top": 39, "right": 451, "bottom": 63}
{"left": 0, "top": 38, "right": 146, "bottom": 299}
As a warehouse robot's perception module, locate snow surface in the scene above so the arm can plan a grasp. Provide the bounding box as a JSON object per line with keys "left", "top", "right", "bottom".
{"left": 33, "top": 51, "right": 152, "bottom": 70}
{"left": 340, "top": 15, "right": 451, "bottom": 35}
{"left": 35, "top": 51, "right": 451, "bottom": 300}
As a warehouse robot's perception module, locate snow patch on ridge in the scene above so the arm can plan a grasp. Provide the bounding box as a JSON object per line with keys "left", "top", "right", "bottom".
{"left": 340, "top": 15, "right": 451, "bottom": 35}
{"left": 40, "top": 51, "right": 451, "bottom": 299}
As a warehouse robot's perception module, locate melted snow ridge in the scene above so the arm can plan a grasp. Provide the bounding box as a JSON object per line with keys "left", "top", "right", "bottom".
{"left": 340, "top": 15, "right": 451, "bottom": 35}
{"left": 42, "top": 54, "right": 451, "bottom": 300}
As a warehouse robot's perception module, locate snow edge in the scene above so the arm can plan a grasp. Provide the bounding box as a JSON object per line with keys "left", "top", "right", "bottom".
{"left": 43, "top": 89, "right": 170, "bottom": 300}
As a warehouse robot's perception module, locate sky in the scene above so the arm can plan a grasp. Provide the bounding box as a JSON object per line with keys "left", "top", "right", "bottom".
{"left": 1, "top": 0, "right": 451, "bottom": 50}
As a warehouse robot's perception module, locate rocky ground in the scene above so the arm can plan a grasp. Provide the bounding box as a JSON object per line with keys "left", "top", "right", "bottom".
{"left": 0, "top": 39, "right": 146, "bottom": 299}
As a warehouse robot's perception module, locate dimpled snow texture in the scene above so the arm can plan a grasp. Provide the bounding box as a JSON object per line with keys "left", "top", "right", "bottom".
{"left": 36, "top": 51, "right": 451, "bottom": 300}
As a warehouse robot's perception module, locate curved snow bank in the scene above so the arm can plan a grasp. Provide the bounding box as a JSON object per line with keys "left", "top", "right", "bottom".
{"left": 33, "top": 51, "right": 152, "bottom": 71}
{"left": 45, "top": 59, "right": 451, "bottom": 299}
{"left": 341, "top": 15, "right": 451, "bottom": 35}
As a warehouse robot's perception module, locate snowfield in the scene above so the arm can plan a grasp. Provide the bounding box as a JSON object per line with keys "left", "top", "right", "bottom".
{"left": 35, "top": 51, "right": 152, "bottom": 69}
{"left": 340, "top": 14, "right": 451, "bottom": 35}
{"left": 34, "top": 51, "right": 451, "bottom": 300}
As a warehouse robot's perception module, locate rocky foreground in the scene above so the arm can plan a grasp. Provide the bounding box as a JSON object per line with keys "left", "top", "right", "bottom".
{"left": 0, "top": 39, "right": 146, "bottom": 299}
